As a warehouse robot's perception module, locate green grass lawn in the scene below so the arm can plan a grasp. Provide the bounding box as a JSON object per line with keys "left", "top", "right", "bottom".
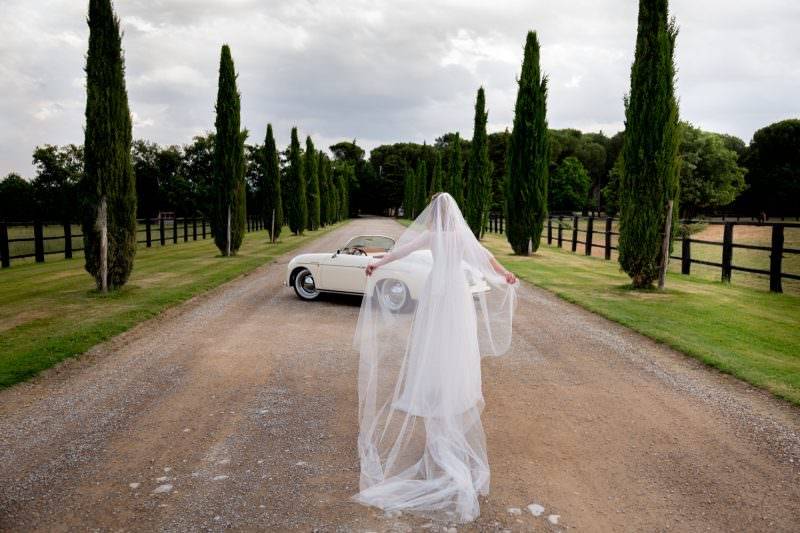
{"left": 481, "top": 233, "right": 800, "bottom": 405}
{"left": 0, "top": 223, "right": 343, "bottom": 388}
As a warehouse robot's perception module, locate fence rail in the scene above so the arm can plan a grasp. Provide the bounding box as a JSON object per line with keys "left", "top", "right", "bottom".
{"left": 485, "top": 212, "right": 799, "bottom": 293}
{"left": 0, "top": 215, "right": 267, "bottom": 268}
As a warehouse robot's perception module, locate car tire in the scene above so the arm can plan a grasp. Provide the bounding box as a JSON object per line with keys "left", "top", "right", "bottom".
{"left": 293, "top": 268, "right": 320, "bottom": 301}
{"left": 376, "top": 278, "right": 410, "bottom": 313}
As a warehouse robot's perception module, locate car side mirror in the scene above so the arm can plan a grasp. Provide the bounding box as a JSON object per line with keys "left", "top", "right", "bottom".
{"left": 332, "top": 249, "right": 340, "bottom": 258}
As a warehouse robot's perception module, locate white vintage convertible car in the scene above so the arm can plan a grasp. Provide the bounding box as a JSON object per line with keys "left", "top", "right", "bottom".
{"left": 286, "top": 234, "right": 489, "bottom": 312}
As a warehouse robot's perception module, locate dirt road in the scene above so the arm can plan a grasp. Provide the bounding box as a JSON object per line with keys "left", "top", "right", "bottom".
{"left": 1, "top": 217, "right": 798, "bottom": 532}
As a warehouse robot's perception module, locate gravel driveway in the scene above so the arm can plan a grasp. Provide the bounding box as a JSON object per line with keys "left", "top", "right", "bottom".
{"left": 1, "top": 216, "right": 798, "bottom": 532}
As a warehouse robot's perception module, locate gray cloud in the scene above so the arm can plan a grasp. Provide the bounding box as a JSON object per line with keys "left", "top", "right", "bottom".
{"left": 1, "top": 0, "right": 798, "bottom": 177}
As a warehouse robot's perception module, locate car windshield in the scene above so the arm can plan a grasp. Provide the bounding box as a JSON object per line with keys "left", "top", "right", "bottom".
{"left": 344, "top": 235, "right": 395, "bottom": 252}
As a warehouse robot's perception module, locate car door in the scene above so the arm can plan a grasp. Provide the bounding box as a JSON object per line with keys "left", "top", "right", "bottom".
{"left": 319, "top": 253, "right": 368, "bottom": 293}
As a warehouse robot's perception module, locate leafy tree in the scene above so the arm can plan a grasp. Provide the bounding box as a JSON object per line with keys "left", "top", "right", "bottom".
{"left": 739, "top": 119, "right": 800, "bottom": 216}
{"left": 212, "top": 45, "right": 246, "bottom": 256}
{"left": 429, "top": 151, "right": 444, "bottom": 196}
{"left": 403, "top": 165, "right": 416, "bottom": 218}
{"left": 32, "top": 144, "right": 83, "bottom": 222}
{"left": 488, "top": 130, "right": 510, "bottom": 211}
{"left": 466, "top": 87, "right": 493, "bottom": 238}
{"left": 285, "top": 127, "right": 307, "bottom": 234}
{"left": 447, "top": 133, "right": 464, "bottom": 206}
{"left": 0, "top": 173, "right": 35, "bottom": 220}
{"left": 330, "top": 140, "right": 365, "bottom": 216}
{"left": 319, "top": 152, "right": 337, "bottom": 225}
{"left": 550, "top": 156, "right": 590, "bottom": 212}
{"left": 260, "top": 124, "right": 283, "bottom": 240}
{"left": 81, "top": 0, "right": 137, "bottom": 291}
{"left": 305, "top": 137, "right": 320, "bottom": 230}
{"left": 679, "top": 123, "right": 746, "bottom": 217}
{"left": 602, "top": 156, "right": 623, "bottom": 215}
{"left": 181, "top": 133, "right": 215, "bottom": 217}
{"left": 414, "top": 157, "right": 428, "bottom": 215}
{"left": 618, "top": 0, "right": 681, "bottom": 288}
{"left": 506, "top": 32, "right": 549, "bottom": 254}
{"left": 575, "top": 140, "right": 606, "bottom": 210}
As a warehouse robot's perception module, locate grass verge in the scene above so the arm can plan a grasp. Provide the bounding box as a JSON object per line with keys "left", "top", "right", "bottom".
{"left": 482, "top": 233, "right": 800, "bottom": 405}
{"left": 0, "top": 223, "right": 345, "bottom": 388}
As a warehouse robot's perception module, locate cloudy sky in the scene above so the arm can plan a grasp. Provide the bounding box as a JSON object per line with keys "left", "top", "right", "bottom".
{"left": 1, "top": 0, "right": 798, "bottom": 178}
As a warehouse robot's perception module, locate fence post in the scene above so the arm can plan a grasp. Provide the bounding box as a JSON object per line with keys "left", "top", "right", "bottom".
{"left": 681, "top": 234, "right": 691, "bottom": 275}
{"left": 571, "top": 215, "right": 579, "bottom": 252}
{"left": 34, "top": 220, "right": 45, "bottom": 263}
{"left": 769, "top": 224, "right": 784, "bottom": 293}
{"left": 721, "top": 222, "right": 734, "bottom": 283}
{"left": 585, "top": 217, "right": 594, "bottom": 256}
{"left": 64, "top": 222, "right": 73, "bottom": 259}
{"left": 193, "top": 218, "right": 198, "bottom": 241}
{"left": 146, "top": 219, "right": 152, "bottom": 247}
{"left": 557, "top": 216, "right": 563, "bottom": 248}
{"left": 159, "top": 218, "right": 165, "bottom": 246}
{"left": 499, "top": 213, "right": 504, "bottom": 234}
{"left": 547, "top": 217, "right": 553, "bottom": 245}
{"left": 604, "top": 217, "right": 612, "bottom": 260}
{"left": 202, "top": 219, "right": 207, "bottom": 239}
{"left": 172, "top": 218, "right": 178, "bottom": 244}
{"left": 183, "top": 218, "right": 188, "bottom": 242}
{"left": 0, "top": 222, "right": 9, "bottom": 268}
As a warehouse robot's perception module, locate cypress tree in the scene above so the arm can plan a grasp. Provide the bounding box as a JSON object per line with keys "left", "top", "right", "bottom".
{"left": 285, "top": 127, "right": 307, "bottom": 234}
{"left": 618, "top": 0, "right": 681, "bottom": 288}
{"left": 448, "top": 133, "right": 464, "bottom": 206}
{"left": 212, "top": 45, "right": 246, "bottom": 256}
{"left": 81, "top": 0, "right": 137, "bottom": 291}
{"left": 305, "top": 136, "right": 320, "bottom": 230}
{"left": 506, "top": 31, "right": 549, "bottom": 255}
{"left": 261, "top": 123, "right": 283, "bottom": 241}
{"left": 429, "top": 151, "right": 444, "bottom": 196}
{"left": 466, "top": 87, "right": 492, "bottom": 238}
{"left": 403, "top": 166, "right": 416, "bottom": 218}
{"left": 414, "top": 157, "right": 428, "bottom": 215}
{"left": 317, "top": 151, "right": 328, "bottom": 226}
{"left": 337, "top": 163, "right": 351, "bottom": 220}
{"left": 324, "top": 156, "right": 339, "bottom": 223}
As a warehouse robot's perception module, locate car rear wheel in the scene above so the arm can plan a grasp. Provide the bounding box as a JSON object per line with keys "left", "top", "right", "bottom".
{"left": 376, "top": 278, "right": 410, "bottom": 313}
{"left": 293, "top": 268, "right": 320, "bottom": 300}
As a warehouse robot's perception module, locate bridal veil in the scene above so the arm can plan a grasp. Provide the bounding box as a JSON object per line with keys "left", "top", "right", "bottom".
{"left": 353, "top": 192, "right": 517, "bottom": 523}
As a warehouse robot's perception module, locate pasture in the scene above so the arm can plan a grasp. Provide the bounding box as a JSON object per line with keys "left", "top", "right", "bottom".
{"left": 0, "top": 223, "right": 341, "bottom": 388}
{"left": 483, "top": 232, "right": 800, "bottom": 405}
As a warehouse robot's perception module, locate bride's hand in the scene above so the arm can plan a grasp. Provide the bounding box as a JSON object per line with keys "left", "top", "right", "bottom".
{"left": 365, "top": 263, "right": 378, "bottom": 276}
{"left": 504, "top": 271, "right": 517, "bottom": 284}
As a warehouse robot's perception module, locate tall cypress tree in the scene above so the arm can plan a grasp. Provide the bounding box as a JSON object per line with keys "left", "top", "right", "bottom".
{"left": 81, "top": 0, "right": 137, "bottom": 291}
{"left": 466, "top": 87, "right": 492, "bottom": 238}
{"left": 285, "top": 128, "right": 307, "bottom": 234}
{"left": 447, "top": 133, "right": 464, "bottom": 206}
{"left": 261, "top": 123, "right": 283, "bottom": 241}
{"left": 414, "top": 157, "right": 428, "bottom": 215}
{"left": 429, "top": 151, "right": 444, "bottom": 196}
{"left": 403, "top": 165, "right": 416, "bottom": 218}
{"left": 506, "top": 31, "right": 549, "bottom": 255}
{"left": 305, "top": 137, "right": 320, "bottom": 230}
{"left": 618, "top": 0, "right": 681, "bottom": 288}
{"left": 212, "top": 45, "right": 246, "bottom": 256}
{"left": 317, "top": 151, "right": 329, "bottom": 226}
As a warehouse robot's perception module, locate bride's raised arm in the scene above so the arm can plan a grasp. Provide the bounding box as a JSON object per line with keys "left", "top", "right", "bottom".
{"left": 365, "top": 231, "right": 430, "bottom": 276}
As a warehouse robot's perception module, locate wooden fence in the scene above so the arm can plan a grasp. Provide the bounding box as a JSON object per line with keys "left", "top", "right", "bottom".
{"left": 485, "top": 212, "right": 800, "bottom": 293}
{"left": 0, "top": 215, "right": 267, "bottom": 268}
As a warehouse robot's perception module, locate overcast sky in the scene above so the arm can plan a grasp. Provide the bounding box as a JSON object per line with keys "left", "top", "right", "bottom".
{"left": 1, "top": 0, "right": 798, "bottom": 178}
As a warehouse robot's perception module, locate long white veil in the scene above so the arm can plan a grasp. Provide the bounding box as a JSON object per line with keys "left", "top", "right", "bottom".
{"left": 352, "top": 192, "right": 517, "bottom": 523}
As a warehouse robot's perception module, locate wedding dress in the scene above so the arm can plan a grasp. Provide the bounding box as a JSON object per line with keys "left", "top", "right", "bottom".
{"left": 353, "top": 192, "right": 517, "bottom": 523}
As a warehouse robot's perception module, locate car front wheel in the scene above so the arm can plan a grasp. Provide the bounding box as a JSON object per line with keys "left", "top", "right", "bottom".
{"left": 293, "top": 268, "right": 320, "bottom": 300}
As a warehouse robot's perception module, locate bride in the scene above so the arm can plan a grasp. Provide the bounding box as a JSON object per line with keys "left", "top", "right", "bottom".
{"left": 352, "top": 192, "right": 517, "bottom": 523}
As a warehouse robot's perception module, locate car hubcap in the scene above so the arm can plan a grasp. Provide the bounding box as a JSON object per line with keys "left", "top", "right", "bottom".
{"left": 296, "top": 271, "right": 318, "bottom": 298}
{"left": 381, "top": 280, "right": 407, "bottom": 311}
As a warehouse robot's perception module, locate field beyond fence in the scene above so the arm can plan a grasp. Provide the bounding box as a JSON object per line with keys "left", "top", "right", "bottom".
{"left": 0, "top": 215, "right": 269, "bottom": 268}
{"left": 485, "top": 213, "right": 800, "bottom": 294}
